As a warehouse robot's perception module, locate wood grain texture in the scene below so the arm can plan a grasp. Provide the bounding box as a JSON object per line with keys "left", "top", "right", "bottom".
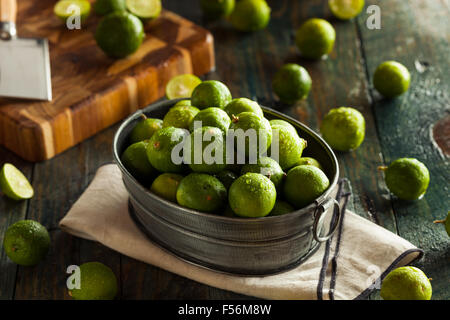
{"left": 0, "top": 1, "right": 214, "bottom": 162}
{"left": 0, "top": 0, "right": 448, "bottom": 300}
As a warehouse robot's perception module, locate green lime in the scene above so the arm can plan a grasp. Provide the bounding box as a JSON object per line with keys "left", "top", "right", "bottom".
{"left": 93, "top": 0, "right": 125, "bottom": 15}
{"left": 189, "top": 107, "right": 231, "bottom": 132}
{"left": 284, "top": 165, "right": 330, "bottom": 209}
{"left": 121, "top": 141, "right": 156, "bottom": 182}
{"left": 272, "top": 64, "right": 312, "bottom": 104}
{"left": 434, "top": 211, "right": 450, "bottom": 237}
{"left": 126, "top": 0, "right": 161, "bottom": 20}
{"left": 228, "top": 172, "right": 276, "bottom": 218}
{"left": 95, "top": 11, "right": 144, "bottom": 58}
{"left": 191, "top": 80, "right": 232, "bottom": 110}
{"left": 270, "top": 124, "right": 307, "bottom": 170}
{"left": 150, "top": 173, "right": 184, "bottom": 202}
{"left": 184, "top": 127, "right": 227, "bottom": 174}
{"left": 293, "top": 157, "right": 323, "bottom": 170}
{"left": 373, "top": 61, "right": 411, "bottom": 98}
{"left": 380, "top": 158, "right": 430, "bottom": 201}
{"left": 147, "top": 127, "right": 187, "bottom": 173}
{"left": 165, "top": 74, "right": 202, "bottom": 100}
{"left": 176, "top": 173, "right": 227, "bottom": 213}
{"left": 129, "top": 115, "right": 163, "bottom": 143}
{"left": 269, "top": 200, "right": 294, "bottom": 216}
{"left": 295, "top": 18, "right": 336, "bottom": 59}
{"left": 224, "top": 98, "right": 264, "bottom": 118}
{"left": 269, "top": 119, "right": 298, "bottom": 136}
{"left": 0, "top": 163, "right": 34, "bottom": 201}
{"left": 229, "top": 112, "right": 272, "bottom": 159}
{"left": 215, "top": 170, "right": 238, "bottom": 190}
{"left": 229, "top": 0, "right": 271, "bottom": 32}
{"left": 3, "top": 220, "right": 50, "bottom": 266}
{"left": 380, "top": 266, "right": 432, "bottom": 300}
{"left": 241, "top": 156, "right": 285, "bottom": 190}
{"left": 162, "top": 105, "right": 200, "bottom": 129}
{"left": 320, "top": 107, "right": 365, "bottom": 152}
{"left": 200, "top": 0, "right": 235, "bottom": 20}
{"left": 173, "top": 99, "right": 192, "bottom": 107}
{"left": 54, "top": 0, "right": 91, "bottom": 23}
{"left": 329, "top": 0, "right": 365, "bottom": 20}
{"left": 69, "top": 262, "right": 118, "bottom": 300}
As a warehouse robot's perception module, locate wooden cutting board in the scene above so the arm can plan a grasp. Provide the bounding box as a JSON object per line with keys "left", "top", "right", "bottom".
{"left": 0, "top": 0, "right": 215, "bottom": 162}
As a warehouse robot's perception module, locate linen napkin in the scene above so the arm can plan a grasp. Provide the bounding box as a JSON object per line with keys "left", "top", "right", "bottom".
{"left": 59, "top": 164, "right": 423, "bottom": 300}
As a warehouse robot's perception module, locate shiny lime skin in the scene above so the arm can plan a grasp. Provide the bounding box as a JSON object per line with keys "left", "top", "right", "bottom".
{"left": 240, "top": 156, "right": 285, "bottom": 190}
{"left": 380, "top": 266, "right": 432, "bottom": 300}
{"left": 270, "top": 124, "right": 307, "bottom": 170}
{"left": 269, "top": 119, "right": 298, "bottom": 135}
{"left": 3, "top": 220, "right": 50, "bottom": 266}
{"left": 94, "top": 0, "right": 126, "bottom": 15}
{"left": 284, "top": 165, "right": 330, "bottom": 209}
{"left": 272, "top": 63, "right": 312, "bottom": 104}
{"left": 224, "top": 98, "right": 264, "bottom": 118}
{"left": 173, "top": 99, "right": 192, "bottom": 107}
{"left": 373, "top": 61, "right": 411, "bottom": 98}
{"left": 69, "top": 262, "right": 118, "bottom": 300}
{"left": 200, "top": 0, "right": 235, "bottom": 19}
{"left": 295, "top": 18, "right": 336, "bottom": 59}
{"left": 147, "top": 127, "right": 187, "bottom": 173}
{"left": 121, "top": 141, "right": 157, "bottom": 182}
{"left": 184, "top": 126, "right": 228, "bottom": 174}
{"left": 162, "top": 105, "right": 200, "bottom": 130}
{"left": 129, "top": 118, "right": 163, "bottom": 143}
{"left": 269, "top": 200, "right": 294, "bottom": 216}
{"left": 190, "top": 80, "right": 232, "bottom": 110}
{"left": 229, "top": 112, "right": 272, "bottom": 159}
{"left": 229, "top": 0, "right": 271, "bottom": 32}
{"left": 384, "top": 158, "right": 430, "bottom": 200}
{"left": 228, "top": 173, "right": 276, "bottom": 218}
{"left": 150, "top": 173, "right": 184, "bottom": 202}
{"left": 95, "top": 11, "right": 144, "bottom": 58}
{"left": 320, "top": 107, "right": 365, "bottom": 152}
{"left": 293, "top": 157, "right": 323, "bottom": 170}
{"left": 189, "top": 107, "right": 231, "bottom": 132}
{"left": 176, "top": 173, "right": 227, "bottom": 213}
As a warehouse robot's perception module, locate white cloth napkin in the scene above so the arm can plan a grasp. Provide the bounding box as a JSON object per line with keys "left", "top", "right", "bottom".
{"left": 59, "top": 164, "right": 423, "bottom": 300}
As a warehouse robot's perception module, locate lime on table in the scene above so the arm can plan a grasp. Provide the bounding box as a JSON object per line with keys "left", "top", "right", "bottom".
{"left": 200, "top": 0, "right": 235, "bottom": 20}
{"left": 3, "top": 220, "right": 50, "bottom": 266}
{"left": 126, "top": 0, "right": 162, "bottom": 20}
{"left": 229, "top": 0, "right": 271, "bottom": 32}
{"left": 329, "top": 0, "right": 365, "bottom": 20}
{"left": 165, "top": 74, "right": 202, "bottom": 100}
{"left": 272, "top": 63, "right": 312, "bottom": 104}
{"left": 54, "top": 0, "right": 91, "bottom": 23}
{"left": 95, "top": 11, "right": 144, "bottom": 58}
{"left": 295, "top": 18, "right": 336, "bottom": 59}
{"left": 380, "top": 266, "right": 432, "bottom": 300}
{"left": 69, "top": 262, "right": 118, "bottom": 300}
{"left": 94, "top": 0, "right": 126, "bottom": 15}
{"left": 373, "top": 61, "right": 411, "bottom": 98}
{"left": 0, "top": 163, "right": 34, "bottom": 201}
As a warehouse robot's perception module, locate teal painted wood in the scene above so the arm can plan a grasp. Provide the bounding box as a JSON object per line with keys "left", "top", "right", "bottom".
{"left": 356, "top": 0, "right": 450, "bottom": 299}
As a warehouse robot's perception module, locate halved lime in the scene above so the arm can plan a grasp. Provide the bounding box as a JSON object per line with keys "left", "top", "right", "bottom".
{"left": 54, "top": 0, "right": 91, "bottom": 22}
{"left": 0, "top": 163, "right": 34, "bottom": 201}
{"left": 165, "top": 74, "right": 202, "bottom": 100}
{"left": 329, "top": 0, "right": 365, "bottom": 20}
{"left": 126, "top": 0, "right": 162, "bottom": 20}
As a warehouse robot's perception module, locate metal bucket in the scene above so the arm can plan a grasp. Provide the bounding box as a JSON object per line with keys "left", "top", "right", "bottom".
{"left": 113, "top": 99, "right": 341, "bottom": 275}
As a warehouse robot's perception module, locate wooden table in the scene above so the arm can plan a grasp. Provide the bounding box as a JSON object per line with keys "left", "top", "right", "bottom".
{"left": 0, "top": 0, "right": 448, "bottom": 300}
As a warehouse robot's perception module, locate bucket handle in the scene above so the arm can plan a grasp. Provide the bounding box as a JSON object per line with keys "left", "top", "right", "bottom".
{"left": 312, "top": 198, "right": 341, "bottom": 242}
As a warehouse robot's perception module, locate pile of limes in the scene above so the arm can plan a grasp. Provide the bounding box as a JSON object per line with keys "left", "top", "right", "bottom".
{"left": 54, "top": 0, "right": 162, "bottom": 58}
{"left": 121, "top": 78, "right": 331, "bottom": 218}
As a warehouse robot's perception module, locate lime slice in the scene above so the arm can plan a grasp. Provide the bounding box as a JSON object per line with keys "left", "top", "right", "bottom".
{"left": 329, "top": 0, "right": 365, "bottom": 20}
{"left": 126, "top": 0, "right": 162, "bottom": 20}
{"left": 165, "top": 74, "right": 202, "bottom": 100}
{"left": 0, "top": 163, "right": 34, "bottom": 201}
{"left": 54, "top": 0, "right": 91, "bottom": 22}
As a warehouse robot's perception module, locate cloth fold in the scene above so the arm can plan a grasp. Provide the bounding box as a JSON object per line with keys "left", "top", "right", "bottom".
{"left": 59, "top": 164, "right": 423, "bottom": 300}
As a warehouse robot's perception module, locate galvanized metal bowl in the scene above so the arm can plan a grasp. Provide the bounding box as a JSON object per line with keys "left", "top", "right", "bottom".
{"left": 113, "top": 99, "right": 341, "bottom": 275}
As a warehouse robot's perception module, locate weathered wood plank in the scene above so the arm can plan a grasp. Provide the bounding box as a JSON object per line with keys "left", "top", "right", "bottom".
{"left": 356, "top": 0, "right": 450, "bottom": 300}
{"left": 0, "top": 147, "right": 33, "bottom": 300}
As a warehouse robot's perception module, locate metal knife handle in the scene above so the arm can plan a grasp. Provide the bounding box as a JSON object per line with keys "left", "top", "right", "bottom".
{"left": 0, "top": 0, "right": 17, "bottom": 40}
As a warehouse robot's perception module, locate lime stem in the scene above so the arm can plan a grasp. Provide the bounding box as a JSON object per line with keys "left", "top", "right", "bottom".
{"left": 140, "top": 114, "right": 147, "bottom": 121}
{"left": 231, "top": 115, "right": 239, "bottom": 123}
{"left": 433, "top": 219, "right": 446, "bottom": 224}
